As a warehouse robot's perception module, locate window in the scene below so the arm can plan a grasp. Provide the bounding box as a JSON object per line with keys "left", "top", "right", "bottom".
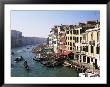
{"left": 97, "top": 32, "right": 99, "bottom": 42}
{"left": 53, "top": 41, "right": 56, "bottom": 44}
{"left": 91, "top": 32, "right": 93, "bottom": 40}
{"left": 91, "top": 46, "right": 94, "bottom": 53}
{"left": 73, "top": 30, "right": 76, "bottom": 34}
{"left": 70, "top": 47, "right": 72, "bottom": 50}
{"left": 73, "top": 43, "right": 75, "bottom": 46}
{"left": 76, "top": 30, "right": 79, "bottom": 34}
{"left": 80, "top": 46, "right": 82, "bottom": 51}
{"left": 77, "top": 37, "right": 78, "bottom": 42}
{"left": 96, "top": 46, "right": 100, "bottom": 54}
{"left": 73, "top": 30, "right": 75, "bottom": 34}
{"left": 83, "top": 46, "right": 86, "bottom": 51}
{"left": 75, "top": 37, "right": 76, "bottom": 42}
{"left": 70, "top": 42, "right": 72, "bottom": 46}
{"left": 85, "top": 46, "right": 88, "bottom": 52}
{"left": 91, "top": 58, "right": 93, "bottom": 62}
{"left": 73, "top": 48, "right": 74, "bottom": 50}
{"left": 68, "top": 37, "right": 69, "bottom": 40}
{"left": 70, "top": 36, "right": 72, "bottom": 40}
{"left": 77, "top": 46, "right": 78, "bottom": 50}
{"left": 83, "top": 56, "right": 86, "bottom": 62}
{"left": 80, "top": 37, "right": 82, "bottom": 42}
{"left": 70, "top": 30, "right": 72, "bottom": 34}
{"left": 67, "top": 31, "right": 69, "bottom": 34}
{"left": 68, "top": 42, "right": 69, "bottom": 45}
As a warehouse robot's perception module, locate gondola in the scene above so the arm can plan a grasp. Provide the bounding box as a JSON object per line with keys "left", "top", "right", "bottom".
{"left": 23, "top": 61, "right": 30, "bottom": 71}
{"left": 14, "top": 56, "right": 24, "bottom": 62}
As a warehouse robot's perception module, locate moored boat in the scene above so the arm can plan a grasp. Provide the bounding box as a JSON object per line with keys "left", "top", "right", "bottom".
{"left": 79, "top": 72, "right": 95, "bottom": 77}
{"left": 14, "top": 56, "right": 24, "bottom": 62}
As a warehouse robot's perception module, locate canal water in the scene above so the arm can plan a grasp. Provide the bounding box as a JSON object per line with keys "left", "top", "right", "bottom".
{"left": 11, "top": 44, "right": 78, "bottom": 77}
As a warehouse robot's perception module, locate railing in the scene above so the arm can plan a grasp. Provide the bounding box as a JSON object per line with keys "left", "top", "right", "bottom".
{"left": 89, "top": 40, "right": 95, "bottom": 45}
{"left": 81, "top": 40, "right": 88, "bottom": 44}
{"left": 81, "top": 51, "right": 86, "bottom": 54}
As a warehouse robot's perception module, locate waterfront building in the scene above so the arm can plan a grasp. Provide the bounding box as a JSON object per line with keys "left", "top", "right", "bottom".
{"left": 80, "top": 20, "right": 100, "bottom": 69}
{"left": 48, "top": 31, "right": 54, "bottom": 48}
{"left": 59, "top": 25, "right": 67, "bottom": 53}
{"left": 49, "top": 27, "right": 58, "bottom": 53}
{"left": 48, "top": 25, "right": 67, "bottom": 53}
{"left": 66, "top": 25, "right": 75, "bottom": 52}
{"left": 11, "top": 30, "right": 22, "bottom": 48}
{"left": 74, "top": 24, "right": 84, "bottom": 61}
{"left": 48, "top": 20, "right": 100, "bottom": 70}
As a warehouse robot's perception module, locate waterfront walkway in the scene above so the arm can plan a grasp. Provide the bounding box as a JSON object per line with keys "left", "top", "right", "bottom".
{"left": 70, "top": 60, "right": 100, "bottom": 77}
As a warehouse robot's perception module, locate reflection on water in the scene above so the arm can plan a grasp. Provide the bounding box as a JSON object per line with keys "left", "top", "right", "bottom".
{"left": 11, "top": 44, "right": 78, "bottom": 77}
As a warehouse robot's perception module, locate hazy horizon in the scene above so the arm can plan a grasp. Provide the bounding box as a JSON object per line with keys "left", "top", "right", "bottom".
{"left": 11, "top": 10, "right": 100, "bottom": 38}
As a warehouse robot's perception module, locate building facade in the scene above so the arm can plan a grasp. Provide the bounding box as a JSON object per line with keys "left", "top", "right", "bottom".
{"left": 48, "top": 20, "right": 100, "bottom": 69}
{"left": 80, "top": 20, "right": 100, "bottom": 69}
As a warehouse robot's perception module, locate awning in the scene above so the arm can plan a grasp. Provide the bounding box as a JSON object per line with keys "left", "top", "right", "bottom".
{"left": 54, "top": 52, "right": 62, "bottom": 56}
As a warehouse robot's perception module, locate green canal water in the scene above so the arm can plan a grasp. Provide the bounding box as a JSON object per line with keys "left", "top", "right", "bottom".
{"left": 11, "top": 44, "right": 78, "bottom": 77}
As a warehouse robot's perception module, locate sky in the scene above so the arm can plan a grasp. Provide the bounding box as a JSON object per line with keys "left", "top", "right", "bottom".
{"left": 11, "top": 10, "right": 100, "bottom": 38}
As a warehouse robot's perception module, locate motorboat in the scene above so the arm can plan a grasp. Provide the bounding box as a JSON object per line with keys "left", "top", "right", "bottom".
{"left": 79, "top": 72, "right": 95, "bottom": 77}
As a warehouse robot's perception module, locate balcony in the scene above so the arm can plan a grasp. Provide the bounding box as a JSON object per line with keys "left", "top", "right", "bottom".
{"left": 89, "top": 40, "right": 95, "bottom": 45}
{"left": 81, "top": 51, "right": 86, "bottom": 54}
{"left": 81, "top": 40, "right": 88, "bottom": 44}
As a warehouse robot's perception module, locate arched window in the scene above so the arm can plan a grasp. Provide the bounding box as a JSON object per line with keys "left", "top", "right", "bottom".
{"left": 97, "top": 32, "right": 100, "bottom": 42}
{"left": 91, "top": 32, "right": 93, "bottom": 40}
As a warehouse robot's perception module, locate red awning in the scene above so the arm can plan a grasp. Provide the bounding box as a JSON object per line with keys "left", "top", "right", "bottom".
{"left": 54, "top": 52, "right": 62, "bottom": 56}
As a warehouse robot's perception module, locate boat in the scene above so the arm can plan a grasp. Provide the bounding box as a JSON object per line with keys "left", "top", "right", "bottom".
{"left": 63, "top": 64, "right": 71, "bottom": 67}
{"left": 23, "top": 61, "right": 30, "bottom": 71}
{"left": 79, "top": 73, "right": 86, "bottom": 77}
{"left": 44, "top": 60, "right": 63, "bottom": 67}
{"left": 14, "top": 56, "right": 24, "bottom": 62}
{"left": 41, "top": 61, "right": 49, "bottom": 65}
{"left": 79, "top": 72, "right": 95, "bottom": 77}
{"left": 24, "top": 65, "right": 29, "bottom": 71}
{"left": 63, "top": 61, "right": 71, "bottom": 67}
{"left": 27, "top": 48, "right": 29, "bottom": 49}
{"left": 45, "top": 63, "right": 54, "bottom": 67}
{"left": 33, "top": 58, "right": 42, "bottom": 61}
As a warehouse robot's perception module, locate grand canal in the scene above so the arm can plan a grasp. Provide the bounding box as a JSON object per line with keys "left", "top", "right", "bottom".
{"left": 11, "top": 44, "right": 78, "bottom": 77}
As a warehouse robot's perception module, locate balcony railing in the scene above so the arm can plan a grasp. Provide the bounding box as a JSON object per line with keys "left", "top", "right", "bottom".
{"left": 81, "top": 51, "right": 86, "bottom": 54}
{"left": 89, "top": 40, "right": 95, "bottom": 45}
{"left": 81, "top": 40, "right": 85, "bottom": 43}
{"left": 81, "top": 40, "right": 88, "bottom": 44}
